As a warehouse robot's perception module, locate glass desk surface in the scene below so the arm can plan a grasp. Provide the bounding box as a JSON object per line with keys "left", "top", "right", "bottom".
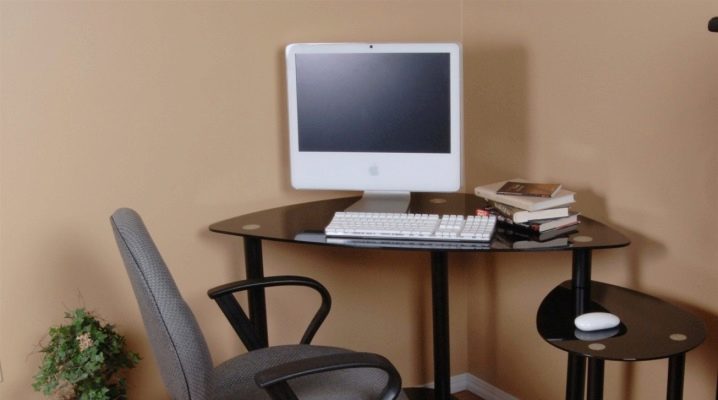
{"left": 210, "top": 193, "right": 630, "bottom": 252}
{"left": 209, "top": 193, "right": 632, "bottom": 400}
{"left": 537, "top": 280, "right": 706, "bottom": 361}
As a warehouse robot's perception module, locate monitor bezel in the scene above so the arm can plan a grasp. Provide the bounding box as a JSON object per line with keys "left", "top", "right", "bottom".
{"left": 285, "top": 42, "right": 463, "bottom": 193}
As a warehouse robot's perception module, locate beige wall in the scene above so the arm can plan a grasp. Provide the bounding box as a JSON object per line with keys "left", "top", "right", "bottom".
{"left": 1, "top": 1, "right": 716, "bottom": 399}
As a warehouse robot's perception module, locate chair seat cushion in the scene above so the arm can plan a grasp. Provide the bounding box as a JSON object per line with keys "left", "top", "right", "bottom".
{"left": 211, "top": 344, "right": 407, "bottom": 400}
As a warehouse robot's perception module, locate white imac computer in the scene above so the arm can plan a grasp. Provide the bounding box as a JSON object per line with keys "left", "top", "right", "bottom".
{"left": 285, "top": 42, "right": 462, "bottom": 213}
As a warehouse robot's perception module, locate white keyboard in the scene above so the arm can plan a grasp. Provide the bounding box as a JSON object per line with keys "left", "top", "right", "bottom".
{"left": 325, "top": 212, "right": 497, "bottom": 242}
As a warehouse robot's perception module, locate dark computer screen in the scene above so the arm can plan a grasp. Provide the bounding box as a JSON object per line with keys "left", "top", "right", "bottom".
{"left": 295, "top": 53, "right": 451, "bottom": 154}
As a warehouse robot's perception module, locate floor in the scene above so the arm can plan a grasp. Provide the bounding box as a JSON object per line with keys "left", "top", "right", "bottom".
{"left": 454, "top": 391, "right": 484, "bottom": 400}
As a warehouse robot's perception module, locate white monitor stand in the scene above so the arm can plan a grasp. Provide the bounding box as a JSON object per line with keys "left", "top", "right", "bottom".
{"left": 345, "top": 191, "right": 411, "bottom": 213}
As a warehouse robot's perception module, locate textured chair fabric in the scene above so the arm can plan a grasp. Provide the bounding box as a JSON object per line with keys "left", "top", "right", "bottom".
{"left": 111, "top": 208, "right": 407, "bottom": 400}
{"left": 112, "top": 208, "right": 213, "bottom": 400}
{"left": 212, "top": 344, "right": 400, "bottom": 400}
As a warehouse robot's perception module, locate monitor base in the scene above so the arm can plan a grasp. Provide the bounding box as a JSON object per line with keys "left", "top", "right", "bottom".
{"left": 345, "top": 191, "right": 411, "bottom": 213}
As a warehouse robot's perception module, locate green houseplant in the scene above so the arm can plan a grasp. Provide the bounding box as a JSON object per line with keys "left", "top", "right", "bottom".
{"left": 33, "top": 308, "right": 140, "bottom": 400}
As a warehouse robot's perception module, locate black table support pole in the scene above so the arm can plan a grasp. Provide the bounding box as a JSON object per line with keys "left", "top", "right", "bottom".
{"left": 567, "top": 249, "right": 593, "bottom": 400}
{"left": 587, "top": 359, "right": 604, "bottom": 400}
{"left": 667, "top": 353, "right": 686, "bottom": 400}
{"left": 244, "top": 236, "right": 269, "bottom": 347}
{"left": 572, "top": 249, "right": 592, "bottom": 290}
{"left": 566, "top": 353, "right": 586, "bottom": 400}
{"left": 431, "top": 251, "right": 451, "bottom": 400}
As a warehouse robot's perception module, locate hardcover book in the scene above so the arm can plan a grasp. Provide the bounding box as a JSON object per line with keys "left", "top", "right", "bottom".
{"left": 496, "top": 181, "right": 562, "bottom": 198}
{"left": 494, "top": 225, "right": 575, "bottom": 249}
{"left": 474, "top": 179, "right": 575, "bottom": 211}
{"left": 489, "top": 201, "right": 569, "bottom": 223}
{"left": 495, "top": 212, "right": 580, "bottom": 233}
{"left": 497, "top": 223, "right": 579, "bottom": 242}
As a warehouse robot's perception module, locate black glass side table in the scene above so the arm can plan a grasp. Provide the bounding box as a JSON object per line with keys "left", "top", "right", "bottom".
{"left": 537, "top": 280, "right": 706, "bottom": 400}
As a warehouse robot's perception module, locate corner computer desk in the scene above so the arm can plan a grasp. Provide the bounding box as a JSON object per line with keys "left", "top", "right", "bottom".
{"left": 209, "top": 193, "right": 630, "bottom": 400}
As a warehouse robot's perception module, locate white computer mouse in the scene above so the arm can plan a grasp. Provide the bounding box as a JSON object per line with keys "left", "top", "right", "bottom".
{"left": 574, "top": 312, "right": 620, "bottom": 331}
{"left": 574, "top": 327, "right": 619, "bottom": 341}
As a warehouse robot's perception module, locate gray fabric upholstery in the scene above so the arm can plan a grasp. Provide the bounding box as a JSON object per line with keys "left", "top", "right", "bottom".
{"left": 212, "top": 344, "right": 408, "bottom": 400}
{"left": 112, "top": 208, "right": 214, "bottom": 400}
{"left": 111, "top": 208, "right": 407, "bottom": 400}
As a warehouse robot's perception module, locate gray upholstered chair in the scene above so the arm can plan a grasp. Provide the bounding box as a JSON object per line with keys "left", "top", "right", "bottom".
{"left": 110, "top": 208, "right": 406, "bottom": 400}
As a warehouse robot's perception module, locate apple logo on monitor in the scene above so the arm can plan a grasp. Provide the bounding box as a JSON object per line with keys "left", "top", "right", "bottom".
{"left": 369, "top": 164, "right": 379, "bottom": 176}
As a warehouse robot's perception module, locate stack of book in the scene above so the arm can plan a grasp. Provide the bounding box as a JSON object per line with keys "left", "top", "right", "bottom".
{"left": 474, "top": 179, "right": 579, "bottom": 248}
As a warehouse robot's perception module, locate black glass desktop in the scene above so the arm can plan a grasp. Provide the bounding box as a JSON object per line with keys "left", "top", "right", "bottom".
{"left": 210, "top": 192, "right": 631, "bottom": 400}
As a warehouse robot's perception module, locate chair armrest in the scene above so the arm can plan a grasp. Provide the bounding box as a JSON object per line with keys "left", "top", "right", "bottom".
{"left": 255, "top": 352, "right": 403, "bottom": 400}
{"left": 207, "top": 275, "right": 331, "bottom": 350}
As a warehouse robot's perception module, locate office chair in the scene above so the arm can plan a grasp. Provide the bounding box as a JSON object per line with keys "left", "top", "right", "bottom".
{"left": 110, "top": 208, "right": 406, "bottom": 400}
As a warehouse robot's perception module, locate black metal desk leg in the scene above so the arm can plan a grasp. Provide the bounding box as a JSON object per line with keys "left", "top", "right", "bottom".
{"left": 667, "top": 353, "right": 686, "bottom": 400}
{"left": 587, "top": 358, "right": 605, "bottom": 400}
{"left": 243, "top": 237, "right": 268, "bottom": 347}
{"left": 431, "top": 251, "right": 451, "bottom": 400}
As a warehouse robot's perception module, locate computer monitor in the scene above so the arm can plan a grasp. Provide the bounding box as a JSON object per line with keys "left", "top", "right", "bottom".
{"left": 285, "top": 42, "right": 462, "bottom": 212}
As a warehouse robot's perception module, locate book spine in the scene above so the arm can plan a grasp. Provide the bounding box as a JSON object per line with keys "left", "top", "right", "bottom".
{"left": 489, "top": 201, "right": 522, "bottom": 221}
{"left": 491, "top": 213, "right": 536, "bottom": 232}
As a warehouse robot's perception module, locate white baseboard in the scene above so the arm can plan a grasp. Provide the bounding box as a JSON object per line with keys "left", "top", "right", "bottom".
{"left": 423, "top": 372, "right": 518, "bottom": 400}
{"left": 463, "top": 373, "right": 518, "bottom": 400}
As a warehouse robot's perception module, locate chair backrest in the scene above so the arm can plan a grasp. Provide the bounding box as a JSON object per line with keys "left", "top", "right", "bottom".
{"left": 111, "top": 208, "right": 213, "bottom": 400}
